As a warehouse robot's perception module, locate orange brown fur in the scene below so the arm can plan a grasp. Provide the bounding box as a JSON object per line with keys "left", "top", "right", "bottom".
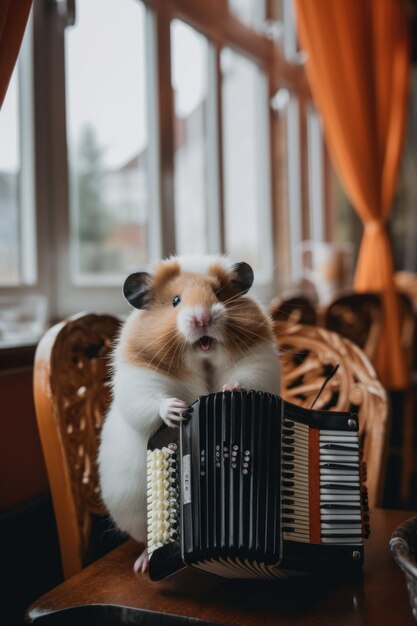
{"left": 121, "top": 258, "right": 274, "bottom": 377}
{"left": 150, "top": 259, "right": 181, "bottom": 294}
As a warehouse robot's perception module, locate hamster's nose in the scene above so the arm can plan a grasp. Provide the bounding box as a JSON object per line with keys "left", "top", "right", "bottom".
{"left": 193, "top": 310, "right": 212, "bottom": 328}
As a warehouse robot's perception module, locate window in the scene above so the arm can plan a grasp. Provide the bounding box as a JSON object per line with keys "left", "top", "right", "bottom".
{"left": 272, "top": 88, "right": 302, "bottom": 282}
{"left": 0, "top": 24, "right": 35, "bottom": 288}
{"left": 228, "top": 0, "right": 265, "bottom": 31}
{"left": 0, "top": 70, "right": 20, "bottom": 285}
{"left": 0, "top": 0, "right": 333, "bottom": 343}
{"left": 222, "top": 48, "right": 272, "bottom": 278}
{"left": 392, "top": 67, "right": 417, "bottom": 272}
{"left": 65, "top": 0, "right": 150, "bottom": 283}
{"left": 307, "top": 104, "right": 324, "bottom": 243}
{"left": 270, "top": 0, "right": 332, "bottom": 291}
{"left": 171, "top": 20, "right": 211, "bottom": 255}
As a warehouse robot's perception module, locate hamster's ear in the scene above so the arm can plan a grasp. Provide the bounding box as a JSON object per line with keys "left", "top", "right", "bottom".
{"left": 230, "top": 262, "right": 254, "bottom": 295}
{"left": 123, "top": 272, "right": 152, "bottom": 309}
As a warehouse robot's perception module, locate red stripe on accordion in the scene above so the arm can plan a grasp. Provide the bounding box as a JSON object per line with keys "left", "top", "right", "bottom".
{"left": 309, "top": 427, "right": 321, "bottom": 544}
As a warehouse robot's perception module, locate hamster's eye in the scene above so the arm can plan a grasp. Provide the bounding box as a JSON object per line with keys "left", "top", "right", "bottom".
{"left": 172, "top": 295, "right": 181, "bottom": 307}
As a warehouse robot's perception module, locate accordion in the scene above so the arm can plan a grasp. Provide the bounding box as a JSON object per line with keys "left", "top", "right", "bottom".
{"left": 147, "top": 391, "right": 369, "bottom": 581}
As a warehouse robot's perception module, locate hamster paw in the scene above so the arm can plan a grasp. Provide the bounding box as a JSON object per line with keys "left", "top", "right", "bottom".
{"left": 160, "top": 397, "right": 189, "bottom": 428}
{"left": 133, "top": 547, "right": 149, "bottom": 574}
{"left": 222, "top": 383, "right": 247, "bottom": 392}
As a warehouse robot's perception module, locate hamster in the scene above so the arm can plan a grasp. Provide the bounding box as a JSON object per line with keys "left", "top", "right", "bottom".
{"left": 98, "top": 254, "right": 280, "bottom": 573}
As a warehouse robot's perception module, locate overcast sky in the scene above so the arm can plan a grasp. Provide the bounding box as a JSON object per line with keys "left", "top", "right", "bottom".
{"left": 0, "top": 0, "right": 211, "bottom": 173}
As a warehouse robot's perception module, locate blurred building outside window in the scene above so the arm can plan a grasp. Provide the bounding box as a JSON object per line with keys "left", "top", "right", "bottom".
{"left": 222, "top": 48, "right": 273, "bottom": 281}
{"left": 0, "top": 0, "right": 345, "bottom": 345}
{"left": 65, "top": 0, "right": 150, "bottom": 284}
{"left": 0, "top": 18, "right": 45, "bottom": 346}
{"left": 0, "top": 70, "right": 20, "bottom": 287}
{"left": 171, "top": 20, "right": 211, "bottom": 256}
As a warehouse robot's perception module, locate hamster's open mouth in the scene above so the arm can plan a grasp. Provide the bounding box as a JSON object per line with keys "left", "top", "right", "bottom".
{"left": 196, "top": 336, "right": 214, "bottom": 352}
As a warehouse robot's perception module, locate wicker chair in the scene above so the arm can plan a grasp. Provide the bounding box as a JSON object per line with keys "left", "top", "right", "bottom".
{"left": 269, "top": 294, "right": 317, "bottom": 327}
{"left": 323, "top": 292, "right": 382, "bottom": 362}
{"left": 275, "top": 322, "right": 389, "bottom": 509}
{"left": 324, "top": 290, "right": 415, "bottom": 505}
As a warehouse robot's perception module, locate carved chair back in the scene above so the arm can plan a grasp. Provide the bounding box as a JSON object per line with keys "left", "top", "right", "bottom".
{"left": 33, "top": 313, "right": 122, "bottom": 579}
{"left": 275, "top": 322, "right": 389, "bottom": 509}
{"left": 323, "top": 292, "right": 383, "bottom": 362}
{"left": 34, "top": 313, "right": 388, "bottom": 579}
{"left": 269, "top": 294, "right": 317, "bottom": 327}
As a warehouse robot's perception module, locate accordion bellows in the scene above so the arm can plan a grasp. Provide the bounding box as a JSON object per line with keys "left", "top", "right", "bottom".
{"left": 147, "top": 391, "right": 369, "bottom": 581}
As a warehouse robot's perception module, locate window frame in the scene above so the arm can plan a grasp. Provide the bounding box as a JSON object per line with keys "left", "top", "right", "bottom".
{"left": 0, "top": 0, "right": 330, "bottom": 326}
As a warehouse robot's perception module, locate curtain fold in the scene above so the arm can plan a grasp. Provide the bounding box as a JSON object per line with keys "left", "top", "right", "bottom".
{"left": 294, "top": 0, "right": 411, "bottom": 389}
{"left": 0, "top": 0, "right": 32, "bottom": 108}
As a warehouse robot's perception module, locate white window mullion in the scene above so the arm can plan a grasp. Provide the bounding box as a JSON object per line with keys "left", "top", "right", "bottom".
{"left": 307, "top": 105, "right": 324, "bottom": 243}
{"left": 18, "top": 12, "right": 37, "bottom": 286}
{"left": 206, "top": 44, "right": 222, "bottom": 255}
{"left": 287, "top": 96, "right": 302, "bottom": 282}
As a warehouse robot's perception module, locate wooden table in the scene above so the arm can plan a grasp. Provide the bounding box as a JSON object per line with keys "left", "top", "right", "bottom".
{"left": 27, "top": 509, "right": 414, "bottom": 625}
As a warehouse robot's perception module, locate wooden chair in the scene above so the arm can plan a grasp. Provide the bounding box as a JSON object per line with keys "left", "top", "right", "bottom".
{"left": 269, "top": 294, "right": 317, "bottom": 327}
{"left": 275, "top": 322, "right": 389, "bottom": 508}
{"left": 34, "top": 313, "right": 388, "bottom": 580}
{"left": 33, "top": 312, "right": 122, "bottom": 579}
{"left": 323, "top": 292, "right": 382, "bottom": 362}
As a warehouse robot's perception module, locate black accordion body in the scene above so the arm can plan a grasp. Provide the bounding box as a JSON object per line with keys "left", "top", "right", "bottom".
{"left": 147, "top": 391, "right": 369, "bottom": 581}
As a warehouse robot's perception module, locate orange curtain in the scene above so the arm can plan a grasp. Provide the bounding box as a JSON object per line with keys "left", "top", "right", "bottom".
{"left": 294, "top": 0, "right": 410, "bottom": 390}
{"left": 0, "top": 0, "right": 32, "bottom": 108}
